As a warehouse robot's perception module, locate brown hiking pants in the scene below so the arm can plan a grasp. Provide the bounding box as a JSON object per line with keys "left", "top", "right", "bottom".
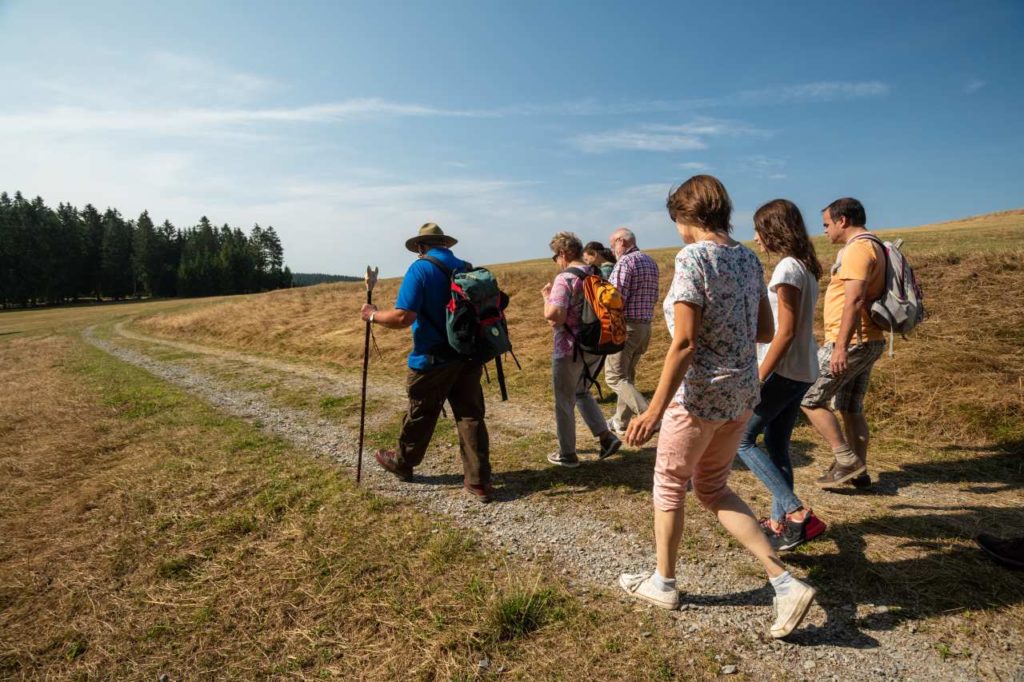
{"left": 397, "top": 360, "right": 491, "bottom": 486}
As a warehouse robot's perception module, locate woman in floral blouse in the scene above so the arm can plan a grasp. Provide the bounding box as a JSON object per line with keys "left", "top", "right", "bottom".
{"left": 618, "top": 175, "right": 819, "bottom": 640}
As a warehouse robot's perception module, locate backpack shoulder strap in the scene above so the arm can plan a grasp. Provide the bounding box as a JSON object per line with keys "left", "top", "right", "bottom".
{"left": 847, "top": 233, "right": 889, "bottom": 272}
{"left": 421, "top": 254, "right": 453, "bottom": 278}
{"left": 565, "top": 266, "right": 592, "bottom": 280}
{"left": 849, "top": 232, "right": 884, "bottom": 246}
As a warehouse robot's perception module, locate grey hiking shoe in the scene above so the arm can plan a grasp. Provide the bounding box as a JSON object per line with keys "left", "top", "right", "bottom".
{"left": 598, "top": 434, "right": 622, "bottom": 460}
{"left": 547, "top": 452, "right": 580, "bottom": 468}
{"left": 816, "top": 459, "right": 866, "bottom": 488}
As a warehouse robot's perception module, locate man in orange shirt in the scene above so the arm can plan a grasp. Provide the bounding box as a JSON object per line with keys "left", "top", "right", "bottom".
{"left": 801, "top": 198, "right": 886, "bottom": 488}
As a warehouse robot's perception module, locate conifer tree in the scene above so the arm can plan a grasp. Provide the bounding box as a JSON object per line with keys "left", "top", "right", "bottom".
{"left": 80, "top": 204, "right": 104, "bottom": 299}
{"left": 101, "top": 208, "right": 134, "bottom": 299}
{"left": 132, "top": 210, "right": 157, "bottom": 297}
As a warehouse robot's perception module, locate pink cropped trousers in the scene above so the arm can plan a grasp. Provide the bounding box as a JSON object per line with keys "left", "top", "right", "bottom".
{"left": 653, "top": 402, "right": 751, "bottom": 512}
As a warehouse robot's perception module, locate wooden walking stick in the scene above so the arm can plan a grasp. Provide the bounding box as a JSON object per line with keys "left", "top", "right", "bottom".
{"left": 357, "top": 265, "right": 379, "bottom": 484}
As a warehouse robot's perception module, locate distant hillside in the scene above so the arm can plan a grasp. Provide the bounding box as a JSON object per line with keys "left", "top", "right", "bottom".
{"left": 138, "top": 206, "right": 1023, "bottom": 447}
{"left": 291, "top": 272, "right": 361, "bottom": 287}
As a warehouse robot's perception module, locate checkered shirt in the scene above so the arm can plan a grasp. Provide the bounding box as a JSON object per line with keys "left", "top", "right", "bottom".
{"left": 609, "top": 247, "right": 660, "bottom": 322}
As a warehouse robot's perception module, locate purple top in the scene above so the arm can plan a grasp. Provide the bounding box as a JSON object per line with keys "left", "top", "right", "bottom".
{"left": 547, "top": 269, "right": 586, "bottom": 359}
{"left": 609, "top": 247, "right": 660, "bottom": 322}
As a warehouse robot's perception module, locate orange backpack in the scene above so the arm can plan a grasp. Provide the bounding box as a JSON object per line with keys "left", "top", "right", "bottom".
{"left": 565, "top": 267, "right": 627, "bottom": 355}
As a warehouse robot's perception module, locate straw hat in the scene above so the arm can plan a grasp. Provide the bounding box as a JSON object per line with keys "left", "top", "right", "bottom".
{"left": 405, "top": 222, "right": 458, "bottom": 253}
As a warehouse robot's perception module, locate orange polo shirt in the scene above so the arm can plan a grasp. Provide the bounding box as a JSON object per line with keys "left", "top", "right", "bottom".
{"left": 823, "top": 236, "right": 886, "bottom": 345}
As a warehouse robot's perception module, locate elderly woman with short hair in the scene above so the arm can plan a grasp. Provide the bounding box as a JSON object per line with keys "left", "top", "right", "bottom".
{"left": 541, "top": 231, "right": 622, "bottom": 468}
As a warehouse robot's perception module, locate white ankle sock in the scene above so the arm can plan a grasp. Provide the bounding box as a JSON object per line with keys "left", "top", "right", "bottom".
{"left": 652, "top": 570, "right": 676, "bottom": 591}
{"left": 770, "top": 571, "right": 795, "bottom": 597}
{"left": 832, "top": 444, "right": 859, "bottom": 467}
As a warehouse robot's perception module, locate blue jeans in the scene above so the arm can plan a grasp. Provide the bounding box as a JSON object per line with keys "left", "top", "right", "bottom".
{"left": 737, "top": 373, "right": 813, "bottom": 522}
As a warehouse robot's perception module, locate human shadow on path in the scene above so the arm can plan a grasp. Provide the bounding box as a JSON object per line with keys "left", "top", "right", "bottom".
{"left": 784, "top": 504, "right": 1024, "bottom": 640}
{"left": 826, "top": 443, "right": 1024, "bottom": 498}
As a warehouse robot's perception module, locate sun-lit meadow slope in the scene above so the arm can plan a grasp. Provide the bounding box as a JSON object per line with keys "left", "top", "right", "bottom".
{"left": 0, "top": 335, "right": 736, "bottom": 679}
{"left": 130, "top": 208, "right": 1024, "bottom": 671}
{"left": 2, "top": 209, "right": 1021, "bottom": 678}
{"left": 138, "top": 208, "right": 1024, "bottom": 449}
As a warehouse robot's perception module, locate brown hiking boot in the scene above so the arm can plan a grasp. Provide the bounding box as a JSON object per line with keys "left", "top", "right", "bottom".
{"left": 816, "top": 458, "right": 866, "bottom": 488}
{"left": 374, "top": 449, "right": 412, "bottom": 481}
{"left": 464, "top": 483, "right": 495, "bottom": 503}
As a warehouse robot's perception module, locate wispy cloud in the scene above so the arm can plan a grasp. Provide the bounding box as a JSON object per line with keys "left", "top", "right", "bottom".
{"left": 0, "top": 99, "right": 484, "bottom": 135}
{"left": 740, "top": 155, "right": 787, "bottom": 180}
{"left": 737, "top": 80, "right": 890, "bottom": 104}
{"left": 964, "top": 78, "right": 986, "bottom": 94}
{"left": 494, "top": 80, "right": 891, "bottom": 116}
{"left": 679, "top": 161, "right": 709, "bottom": 171}
{"left": 568, "top": 117, "right": 768, "bottom": 154}
{"left": 149, "top": 51, "right": 275, "bottom": 100}
{"left": 570, "top": 130, "right": 707, "bottom": 153}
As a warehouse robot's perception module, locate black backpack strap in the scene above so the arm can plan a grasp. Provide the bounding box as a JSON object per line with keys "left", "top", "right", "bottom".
{"left": 578, "top": 351, "right": 605, "bottom": 400}
{"left": 565, "top": 266, "right": 592, "bottom": 280}
{"left": 418, "top": 255, "right": 456, "bottom": 362}
{"left": 422, "top": 254, "right": 453, "bottom": 278}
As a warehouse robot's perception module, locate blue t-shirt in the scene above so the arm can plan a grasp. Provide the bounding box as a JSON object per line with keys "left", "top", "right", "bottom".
{"left": 395, "top": 247, "right": 468, "bottom": 370}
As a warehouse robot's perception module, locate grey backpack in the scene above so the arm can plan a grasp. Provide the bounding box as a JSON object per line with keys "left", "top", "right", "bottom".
{"left": 851, "top": 234, "right": 925, "bottom": 355}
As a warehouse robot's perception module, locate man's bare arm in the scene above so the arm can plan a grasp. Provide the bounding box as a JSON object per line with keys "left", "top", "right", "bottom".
{"left": 360, "top": 304, "right": 417, "bottom": 329}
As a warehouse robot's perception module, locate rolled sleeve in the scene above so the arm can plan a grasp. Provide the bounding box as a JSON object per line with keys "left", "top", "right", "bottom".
{"left": 671, "top": 248, "right": 706, "bottom": 309}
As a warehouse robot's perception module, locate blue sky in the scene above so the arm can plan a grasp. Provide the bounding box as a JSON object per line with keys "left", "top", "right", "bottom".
{"left": 1, "top": 1, "right": 1021, "bottom": 276}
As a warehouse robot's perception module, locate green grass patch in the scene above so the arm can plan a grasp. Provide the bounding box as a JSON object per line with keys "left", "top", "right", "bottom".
{"left": 486, "top": 586, "right": 568, "bottom": 642}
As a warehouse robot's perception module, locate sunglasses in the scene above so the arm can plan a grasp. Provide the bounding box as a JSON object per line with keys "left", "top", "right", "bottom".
{"left": 551, "top": 253, "right": 559, "bottom": 262}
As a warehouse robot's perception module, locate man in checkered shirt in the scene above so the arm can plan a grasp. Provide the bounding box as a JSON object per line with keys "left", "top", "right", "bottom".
{"left": 605, "top": 227, "right": 661, "bottom": 434}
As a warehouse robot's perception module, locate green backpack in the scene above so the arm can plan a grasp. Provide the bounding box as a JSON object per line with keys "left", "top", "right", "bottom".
{"left": 423, "top": 256, "right": 518, "bottom": 399}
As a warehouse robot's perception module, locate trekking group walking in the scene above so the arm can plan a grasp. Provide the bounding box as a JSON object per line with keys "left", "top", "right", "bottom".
{"left": 359, "top": 174, "right": 918, "bottom": 640}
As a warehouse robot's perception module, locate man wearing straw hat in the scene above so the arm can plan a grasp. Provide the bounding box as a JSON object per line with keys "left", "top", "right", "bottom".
{"left": 359, "top": 222, "right": 494, "bottom": 502}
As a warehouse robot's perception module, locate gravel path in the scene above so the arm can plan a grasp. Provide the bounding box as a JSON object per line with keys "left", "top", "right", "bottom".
{"left": 84, "top": 324, "right": 994, "bottom": 681}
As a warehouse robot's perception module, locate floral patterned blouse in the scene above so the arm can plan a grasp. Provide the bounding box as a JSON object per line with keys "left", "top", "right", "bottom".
{"left": 663, "top": 241, "right": 767, "bottom": 420}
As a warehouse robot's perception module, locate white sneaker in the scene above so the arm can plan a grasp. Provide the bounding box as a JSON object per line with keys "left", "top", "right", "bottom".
{"left": 770, "top": 579, "right": 816, "bottom": 639}
{"left": 618, "top": 571, "right": 679, "bottom": 610}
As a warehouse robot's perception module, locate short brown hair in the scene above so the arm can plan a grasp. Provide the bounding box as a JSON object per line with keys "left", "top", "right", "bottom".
{"left": 754, "top": 199, "right": 823, "bottom": 280}
{"left": 549, "top": 231, "right": 583, "bottom": 260}
{"left": 822, "top": 197, "right": 866, "bottom": 227}
{"left": 666, "top": 174, "right": 732, "bottom": 234}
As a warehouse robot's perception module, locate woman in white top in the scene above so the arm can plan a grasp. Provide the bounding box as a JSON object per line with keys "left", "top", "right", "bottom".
{"left": 738, "top": 199, "right": 825, "bottom": 552}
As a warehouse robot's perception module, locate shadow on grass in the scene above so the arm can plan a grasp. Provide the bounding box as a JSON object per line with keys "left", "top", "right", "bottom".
{"left": 677, "top": 499, "right": 1024, "bottom": 649}
{"left": 407, "top": 436, "right": 1022, "bottom": 648}
{"left": 782, "top": 502, "right": 1024, "bottom": 647}
{"left": 827, "top": 443, "right": 1024, "bottom": 498}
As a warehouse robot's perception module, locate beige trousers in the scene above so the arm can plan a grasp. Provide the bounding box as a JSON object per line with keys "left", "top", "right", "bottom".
{"left": 604, "top": 321, "right": 652, "bottom": 428}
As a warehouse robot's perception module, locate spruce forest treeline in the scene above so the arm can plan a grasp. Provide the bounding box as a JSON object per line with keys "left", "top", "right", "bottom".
{"left": 291, "top": 272, "right": 361, "bottom": 287}
{"left": 0, "top": 191, "right": 292, "bottom": 308}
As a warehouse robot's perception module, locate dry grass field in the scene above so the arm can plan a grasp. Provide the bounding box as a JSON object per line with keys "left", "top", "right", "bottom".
{"left": 136, "top": 209, "right": 1024, "bottom": 448}
{"left": 0, "top": 328, "right": 727, "bottom": 679}
{"left": 1, "top": 208, "right": 1022, "bottom": 679}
